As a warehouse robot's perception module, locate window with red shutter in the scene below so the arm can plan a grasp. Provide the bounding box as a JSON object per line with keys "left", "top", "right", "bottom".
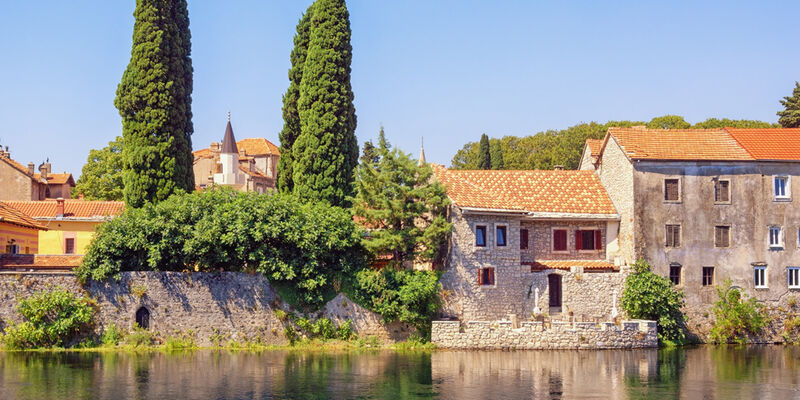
{"left": 575, "top": 230, "right": 582, "bottom": 250}
{"left": 553, "top": 229, "right": 567, "bottom": 251}
{"left": 577, "top": 229, "right": 600, "bottom": 250}
{"left": 478, "top": 268, "right": 495, "bottom": 286}
{"left": 594, "top": 230, "right": 602, "bottom": 250}
{"left": 520, "top": 229, "right": 529, "bottom": 250}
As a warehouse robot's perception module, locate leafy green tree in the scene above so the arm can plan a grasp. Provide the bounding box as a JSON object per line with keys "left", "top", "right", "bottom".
{"left": 352, "top": 130, "right": 451, "bottom": 265}
{"left": 647, "top": 115, "right": 690, "bottom": 129}
{"left": 621, "top": 259, "right": 686, "bottom": 343}
{"left": 490, "top": 139, "right": 504, "bottom": 169}
{"left": 450, "top": 142, "right": 480, "bottom": 169}
{"left": 115, "top": 0, "right": 195, "bottom": 207}
{"left": 292, "top": 0, "right": 358, "bottom": 207}
{"left": 691, "top": 118, "right": 778, "bottom": 129}
{"left": 709, "top": 279, "right": 768, "bottom": 344}
{"left": 778, "top": 81, "right": 800, "bottom": 128}
{"left": 276, "top": 5, "right": 314, "bottom": 192}
{"left": 478, "top": 133, "right": 491, "bottom": 169}
{"left": 74, "top": 137, "right": 125, "bottom": 201}
{"left": 3, "top": 288, "right": 96, "bottom": 349}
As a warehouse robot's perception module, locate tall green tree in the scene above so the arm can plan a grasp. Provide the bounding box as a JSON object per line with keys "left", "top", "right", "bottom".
{"left": 115, "top": 0, "right": 195, "bottom": 207}
{"left": 778, "top": 81, "right": 800, "bottom": 128}
{"left": 74, "top": 137, "right": 125, "bottom": 201}
{"left": 647, "top": 115, "right": 690, "bottom": 129}
{"left": 276, "top": 5, "right": 314, "bottom": 192}
{"left": 292, "top": 0, "right": 358, "bottom": 207}
{"left": 478, "top": 133, "right": 491, "bottom": 170}
{"left": 490, "top": 139, "right": 504, "bottom": 169}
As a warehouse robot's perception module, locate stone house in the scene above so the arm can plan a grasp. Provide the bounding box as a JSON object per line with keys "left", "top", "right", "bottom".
{"left": 0, "top": 201, "right": 46, "bottom": 255}
{"left": 582, "top": 126, "right": 800, "bottom": 314}
{"left": 3, "top": 199, "right": 124, "bottom": 255}
{"left": 432, "top": 165, "right": 625, "bottom": 322}
{"left": 193, "top": 117, "right": 279, "bottom": 193}
{"left": 0, "top": 147, "right": 75, "bottom": 201}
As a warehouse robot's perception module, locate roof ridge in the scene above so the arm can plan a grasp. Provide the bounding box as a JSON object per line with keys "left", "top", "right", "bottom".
{"left": 722, "top": 127, "right": 757, "bottom": 159}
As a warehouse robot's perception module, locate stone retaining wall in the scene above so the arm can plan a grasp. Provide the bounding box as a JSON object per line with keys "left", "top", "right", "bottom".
{"left": 431, "top": 319, "right": 657, "bottom": 350}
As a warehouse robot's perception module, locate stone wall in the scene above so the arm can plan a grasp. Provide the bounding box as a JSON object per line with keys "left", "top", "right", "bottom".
{"left": 595, "top": 136, "right": 635, "bottom": 265}
{"left": 530, "top": 268, "right": 628, "bottom": 319}
{"left": 431, "top": 319, "right": 657, "bottom": 349}
{"left": 0, "top": 271, "right": 411, "bottom": 346}
{"left": 521, "top": 221, "right": 607, "bottom": 263}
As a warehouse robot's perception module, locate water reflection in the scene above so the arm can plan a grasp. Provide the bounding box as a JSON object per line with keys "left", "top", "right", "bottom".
{"left": 0, "top": 347, "right": 798, "bottom": 399}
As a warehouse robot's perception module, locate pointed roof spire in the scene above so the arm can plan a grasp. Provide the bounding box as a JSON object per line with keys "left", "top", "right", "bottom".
{"left": 221, "top": 112, "right": 238, "bottom": 154}
{"left": 418, "top": 137, "right": 426, "bottom": 166}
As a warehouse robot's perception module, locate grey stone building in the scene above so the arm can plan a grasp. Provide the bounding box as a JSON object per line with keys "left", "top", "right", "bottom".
{"left": 582, "top": 126, "right": 800, "bottom": 315}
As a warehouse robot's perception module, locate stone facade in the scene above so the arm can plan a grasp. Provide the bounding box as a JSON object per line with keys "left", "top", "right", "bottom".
{"left": 431, "top": 319, "right": 657, "bottom": 350}
{"left": 0, "top": 272, "right": 411, "bottom": 346}
{"left": 0, "top": 150, "right": 74, "bottom": 201}
{"left": 521, "top": 221, "right": 607, "bottom": 262}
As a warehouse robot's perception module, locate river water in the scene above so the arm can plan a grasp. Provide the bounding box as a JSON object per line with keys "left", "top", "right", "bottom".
{"left": 0, "top": 346, "right": 798, "bottom": 399}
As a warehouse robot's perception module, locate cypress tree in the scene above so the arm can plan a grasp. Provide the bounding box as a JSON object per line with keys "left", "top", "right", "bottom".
{"left": 778, "top": 81, "right": 800, "bottom": 128}
{"left": 490, "top": 139, "right": 504, "bottom": 170}
{"left": 478, "top": 133, "right": 491, "bottom": 170}
{"left": 115, "top": 0, "right": 195, "bottom": 207}
{"left": 276, "top": 5, "right": 314, "bottom": 192}
{"left": 292, "top": 0, "right": 358, "bottom": 207}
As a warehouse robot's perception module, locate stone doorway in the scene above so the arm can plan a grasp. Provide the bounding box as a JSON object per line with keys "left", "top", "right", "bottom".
{"left": 135, "top": 306, "right": 151, "bottom": 329}
{"left": 548, "top": 274, "right": 562, "bottom": 314}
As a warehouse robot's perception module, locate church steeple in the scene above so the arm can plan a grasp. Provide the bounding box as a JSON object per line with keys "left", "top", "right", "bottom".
{"left": 418, "top": 137, "right": 426, "bottom": 166}
{"left": 221, "top": 111, "right": 238, "bottom": 154}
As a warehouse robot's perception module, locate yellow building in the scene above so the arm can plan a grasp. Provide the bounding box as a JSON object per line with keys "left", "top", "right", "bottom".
{"left": 0, "top": 202, "right": 46, "bottom": 254}
{"left": 2, "top": 199, "right": 124, "bottom": 255}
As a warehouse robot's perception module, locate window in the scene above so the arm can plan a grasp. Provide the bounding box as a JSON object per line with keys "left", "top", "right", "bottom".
{"left": 664, "top": 179, "right": 680, "bottom": 201}
{"left": 769, "top": 226, "right": 783, "bottom": 248}
{"left": 665, "top": 225, "right": 681, "bottom": 247}
{"left": 65, "top": 238, "right": 75, "bottom": 254}
{"left": 669, "top": 264, "right": 681, "bottom": 285}
{"left": 6, "top": 244, "right": 19, "bottom": 254}
{"left": 714, "top": 226, "right": 730, "bottom": 248}
{"left": 478, "top": 267, "right": 495, "bottom": 286}
{"left": 475, "top": 226, "right": 487, "bottom": 247}
{"left": 754, "top": 266, "right": 767, "bottom": 288}
{"left": 553, "top": 229, "right": 567, "bottom": 252}
{"left": 520, "top": 229, "right": 529, "bottom": 250}
{"left": 702, "top": 267, "right": 715, "bottom": 286}
{"left": 714, "top": 179, "right": 730, "bottom": 203}
{"left": 788, "top": 267, "right": 800, "bottom": 289}
{"left": 496, "top": 226, "right": 507, "bottom": 247}
{"left": 575, "top": 229, "right": 602, "bottom": 251}
{"left": 774, "top": 176, "right": 790, "bottom": 200}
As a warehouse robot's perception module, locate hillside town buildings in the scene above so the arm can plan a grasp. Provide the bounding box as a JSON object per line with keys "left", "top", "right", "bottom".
{"left": 0, "top": 147, "right": 75, "bottom": 201}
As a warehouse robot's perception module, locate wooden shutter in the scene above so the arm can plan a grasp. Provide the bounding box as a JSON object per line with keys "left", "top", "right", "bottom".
{"left": 665, "top": 179, "right": 679, "bottom": 201}
{"left": 478, "top": 269, "right": 483, "bottom": 285}
{"left": 674, "top": 226, "right": 680, "bottom": 247}
{"left": 665, "top": 225, "right": 673, "bottom": 247}
{"left": 575, "top": 230, "right": 582, "bottom": 250}
{"left": 594, "top": 230, "right": 602, "bottom": 250}
{"left": 554, "top": 230, "right": 566, "bottom": 251}
{"left": 520, "top": 229, "right": 529, "bottom": 250}
{"left": 488, "top": 268, "right": 495, "bottom": 285}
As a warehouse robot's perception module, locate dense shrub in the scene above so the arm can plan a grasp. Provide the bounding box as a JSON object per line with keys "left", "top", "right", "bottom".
{"left": 621, "top": 259, "right": 686, "bottom": 343}
{"left": 348, "top": 268, "right": 441, "bottom": 338}
{"left": 2, "top": 288, "right": 96, "bottom": 349}
{"left": 709, "top": 279, "right": 768, "bottom": 344}
{"left": 292, "top": 317, "right": 353, "bottom": 341}
{"left": 77, "top": 188, "right": 365, "bottom": 307}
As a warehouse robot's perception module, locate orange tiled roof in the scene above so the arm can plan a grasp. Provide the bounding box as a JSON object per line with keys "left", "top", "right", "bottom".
{"left": 585, "top": 139, "right": 604, "bottom": 156}
{"left": 527, "top": 260, "right": 617, "bottom": 271}
{"left": 431, "top": 165, "right": 617, "bottom": 215}
{"left": 0, "top": 154, "right": 31, "bottom": 176}
{"left": 33, "top": 173, "right": 75, "bottom": 186}
{"left": 0, "top": 202, "right": 47, "bottom": 230}
{"left": 607, "top": 127, "right": 754, "bottom": 161}
{"left": 3, "top": 200, "right": 124, "bottom": 219}
{"left": 0, "top": 254, "right": 83, "bottom": 269}
{"left": 238, "top": 165, "right": 270, "bottom": 179}
{"left": 237, "top": 138, "right": 280, "bottom": 156}
{"left": 726, "top": 128, "right": 800, "bottom": 161}
{"left": 193, "top": 148, "right": 213, "bottom": 159}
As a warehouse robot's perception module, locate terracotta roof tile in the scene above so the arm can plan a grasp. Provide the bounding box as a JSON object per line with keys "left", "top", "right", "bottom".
{"left": 0, "top": 154, "right": 32, "bottom": 176}
{"left": 236, "top": 138, "right": 280, "bottom": 156}
{"left": 33, "top": 173, "right": 75, "bottom": 186}
{"left": 3, "top": 200, "right": 124, "bottom": 219}
{"left": 527, "top": 260, "right": 617, "bottom": 271}
{"left": 193, "top": 148, "right": 213, "bottom": 159}
{"left": 585, "top": 139, "right": 604, "bottom": 156}
{"left": 607, "top": 127, "right": 754, "bottom": 161}
{"left": 0, "top": 202, "right": 47, "bottom": 230}
{"left": 238, "top": 166, "right": 270, "bottom": 179}
{"left": 431, "top": 165, "right": 617, "bottom": 215}
{"left": 725, "top": 128, "right": 800, "bottom": 160}
{"left": 0, "top": 254, "right": 83, "bottom": 269}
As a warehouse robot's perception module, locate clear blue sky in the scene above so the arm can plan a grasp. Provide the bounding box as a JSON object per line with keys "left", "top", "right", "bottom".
{"left": 1, "top": 1, "right": 798, "bottom": 177}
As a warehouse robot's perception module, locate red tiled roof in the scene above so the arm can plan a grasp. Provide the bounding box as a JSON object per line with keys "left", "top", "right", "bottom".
{"left": 726, "top": 128, "right": 800, "bottom": 161}
{"left": 607, "top": 127, "right": 754, "bottom": 161}
{"left": 33, "top": 173, "right": 75, "bottom": 186}
{"left": 238, "top": 165, "right": 269, "bottom": 179}
{"left": 193, "top": 148, "right": 213, "bottom": 159}
{"left": 0, "top": 254, "right": 83, "bottom": 269}
{"left": 585, "top": 139, "right": 604, "bottom": 156}
{"left": 3, "top": 200, "right": 124, "bottom": 219}
{"left": 0, "top": 154, "right": 32, "bottom": 176}
{"left": 527, "top": 260, "right": 617, "bottom": 271}
{"left": 237, "top": 138, "right": 280, "bottom": 156}
{"left": 431, "top": 165, "right": 617, "bottom": 215}
{"left": 0, "top": 202, "right": 47, "bottom": 230}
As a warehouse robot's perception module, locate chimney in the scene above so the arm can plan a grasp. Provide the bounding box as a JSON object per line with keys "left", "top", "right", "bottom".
{"left": 27, "top": 162, "right": 35, "bottom": 175}
{"left": 553, "top": 165, "right": 565, "bottom": 171}
{"left": 39, "top": 162, "right": 48, "bottom": 179}
{"left": 56, "top": 198, "right": 65, "bottom": 218}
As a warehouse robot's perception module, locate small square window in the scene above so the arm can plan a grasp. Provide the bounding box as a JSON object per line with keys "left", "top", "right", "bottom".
{"left": 754, "top": 266, "right": 767, "bottom": 288}
{"left": 788, "top": 267, "right": 800, "bottom": 289}
{"left": 478, "top": 267, "right": 495, "bottom": 286}
{"left": 702, "top": 267, "right": 715, "bottom": 286}
{"left": 774, "top": 176, "right": 790, "bottom": 200}
{"left": 475, "top": 226, "right": 487, "bottom": 247}
{"left": 520, "top": 229, "right": 529, "bottom": 250}
{"left": 669, "top": 265, "right": 681, "bottom": 286}
{"left": 714, "top": 226, "right": 730, "bottom": 248}
{"left": 553, "top": 229, "right": 567, "bottom": 252}
{"left": 769, "top": 226, "right": 783, "bottom": 248}
{"left": 496, "top": 226, "right": 507, "bottom": 247}
{"left": 665, "top": 225, "right": 680, "bottom": 247}
{"left": 664, "top": 179, "right": 680, "bottom": 202}
{"left": 715, "top": 180, "right": 730, "bottom": 203}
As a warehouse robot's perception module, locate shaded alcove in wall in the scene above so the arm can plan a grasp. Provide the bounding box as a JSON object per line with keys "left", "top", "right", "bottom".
{"left": 135, "top": 306, "right": 151, "bottom": 329}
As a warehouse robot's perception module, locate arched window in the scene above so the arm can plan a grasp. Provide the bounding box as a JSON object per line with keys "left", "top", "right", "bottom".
{"left": 135, "top": 307, "right": 151, "bottom": 329}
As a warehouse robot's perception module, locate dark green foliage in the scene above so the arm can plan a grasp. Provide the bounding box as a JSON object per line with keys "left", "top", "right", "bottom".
{"left": 477, "top": 134, "right": 491, "bottom": 170}
{"left": 74, "top": 136, "right": 125, "bottom": 201}
{"left": 621, "top": 259, "right": 686, "bottom": 343}
{"left": 115, "top": 0, "right": 195, "bottom": 207}
{"left": 352, "top": 129, "right": 451, "bottom": 266}
{"left": 277, "top": 5, "right": 313, "bottom": 192}
{"left": 490, "top": 140, "right": 504, "bottom": 169}
{"left": 292, "top": 0, "right": 358, "bottom": 207}
{"left": 709, "top": 279, "right": 768, "bottom": 344}
{"left": 77, "top": 188, "right": 365, "bottom": 308}
{"left": 348, "top": 268, "right": 441, "bottom": 338}
{"left": 2, "top": 288, "right": 96, "bottom": 349}
{"left": 778, "top": 81, "right": 800, "bottom": 128}
{"left": 293, "top": 317, "right": 353, "bottom": 341}
{"left": 646, "top": 115, "right": 690, "bottom": 129}
{"left": 692, "top": 118, "right": 779, "bottom": 129}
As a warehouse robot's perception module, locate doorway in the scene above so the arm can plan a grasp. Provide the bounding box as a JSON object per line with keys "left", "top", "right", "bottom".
{"left": 135, "top": 307, "right": 151, "bottom": 329}
{"left": 548, "top": 274, "right": 562, "bottom": 313}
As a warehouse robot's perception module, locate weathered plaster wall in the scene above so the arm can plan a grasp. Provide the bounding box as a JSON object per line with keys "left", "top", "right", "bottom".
{"left": 596, "top": 137, "right": 635, "bottom": 265}
{"left": 431, "top": 319, "right": 657, "bottom": 349}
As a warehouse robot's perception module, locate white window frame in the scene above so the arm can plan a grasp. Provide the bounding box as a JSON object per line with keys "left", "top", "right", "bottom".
{"left": 663, "top": 177, "right": 682, "bottom": 203}
{"left": 474, "top": 224, "right": 488, "bottom": 249}
{"left": 773, "top": 175, "right": 791, "bottom": 201}
{"left": 494, "top": 223, "right": 509, "bottom": 248}
{"left": 754, "top": 265, "right": 768, "bottom": 289}
{"left": 550, "top": 226, "right": 569, "bottom": 253}
{"left": 788, "top": 267, "right": 800, "bottom": 289}
{"left": 769, "top": 226, "right": 783, "bottom": 249}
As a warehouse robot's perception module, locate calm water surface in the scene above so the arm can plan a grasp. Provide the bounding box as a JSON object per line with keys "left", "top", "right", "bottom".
{"left": 0, "top": 346, "right": 798, "bottom": 399}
